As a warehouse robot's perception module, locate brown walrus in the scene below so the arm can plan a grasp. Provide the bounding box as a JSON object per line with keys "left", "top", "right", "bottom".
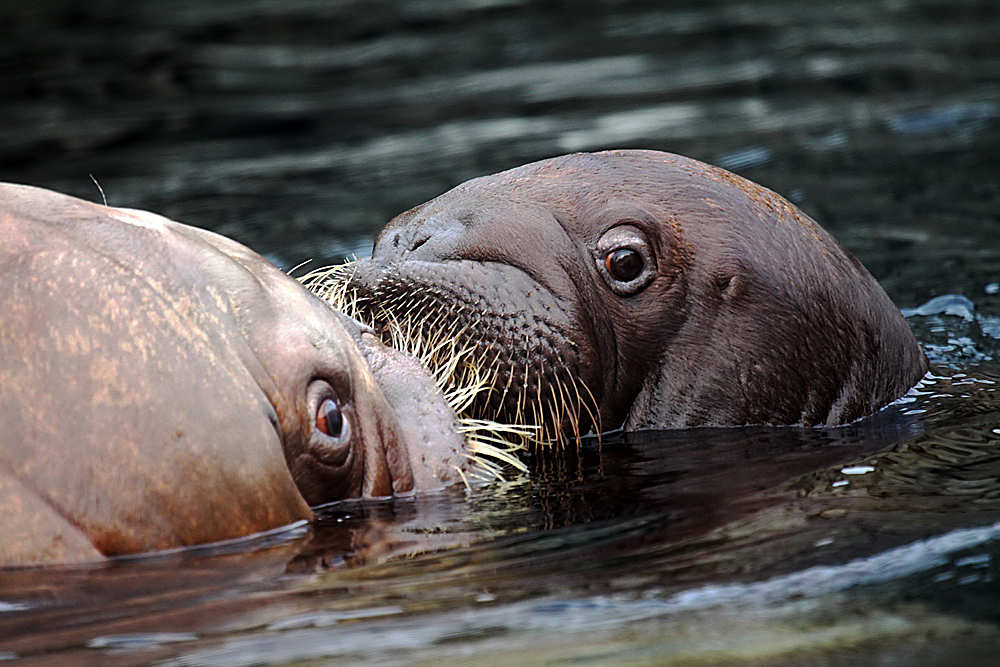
{"left": 0, "top": 183, "right": 484, "bottom": 567}
{"left": 314, "top": 150, "right": 928, "bottom": 439}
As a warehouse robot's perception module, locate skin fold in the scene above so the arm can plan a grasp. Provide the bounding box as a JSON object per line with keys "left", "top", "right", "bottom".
{"left": 0, "top": 183, "right": 469, "bottom": 566}
{"left": 335, "top": 149, "right": 928, "bottom": 437}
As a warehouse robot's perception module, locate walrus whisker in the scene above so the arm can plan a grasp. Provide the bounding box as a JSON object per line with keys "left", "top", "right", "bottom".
{"left": 465, "top": 439, "right": 527, "bottom": 472}
{"left": 461, "top": 426, "right": 534, "bottom": 447}
{"left": 557, "top": 375, "right": 575, "bottom": 445}
{"left": 553, "top": 373, "right": 577, "bottom": 446}
{"left": 445, "top": 362, "right": 488, "bottom": 415}
{"left": 492, "top": 358, "right": 516, "bottom": 421}
{"left": 530, "top": 399, "right": 543, "bottom": 444}
{"left": 568, "top": 373, "right": 590, "bottom": 442}
{"left": 514, "top": 371, "right": 528, "bottom": 428}
{"left": 462, "top": 455, "right": 502, "bottom": 480}
{"left": 561, "top": 374, "right": 583, "bottom": 444}
{"left": 575, "top": 376, "right": 602, "bottom": 439}
{"left": 286, "top": 258, "right": 313, "bottom": 277}
{"left": 544, "top": 386, "right": 559, "bottom": 449}
{"left": 458, "top": 419, "right": 533, "bottom": 472}
{"left": 451, "top": 464, "right": 471, "bottom": 490}
{"left": 483, "top": 364, "right": 504, "bottom": 413}
{"left": 568, "top": 376, "right": 591, "bottom": 442}
{"left": 536, "top": 375, "right": 555, "bottom": 444}
{"left": 304, "top": 263, "right": 582, "bottom": 462}
{"left": 424, "top": 329, "right": 462, "bottom": 373}
{"left": 89, "top": 173, "right": 108, "bottom": 207}
{"left": 426, "top": 336, "right": 462, "bottom": 386}
{"left": 459, "top": 418, "right": 539, "bottom": 436}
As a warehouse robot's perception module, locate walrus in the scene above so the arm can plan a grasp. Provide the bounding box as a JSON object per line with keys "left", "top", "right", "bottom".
{"left": 0, "top": 183, "right": 495, "bottom": 567}
{"left": 311, "top": 150, "right": 928, "bottom": 439}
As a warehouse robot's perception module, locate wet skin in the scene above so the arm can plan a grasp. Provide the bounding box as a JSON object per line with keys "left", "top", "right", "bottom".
{"left": 0, "top": 183, "right": 468, "bottom": 566}
{"left": 337, "top": 150, "right": 928, "bottom": 435}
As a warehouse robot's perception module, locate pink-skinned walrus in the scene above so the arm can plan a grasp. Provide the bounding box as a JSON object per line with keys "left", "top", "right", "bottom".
{"left": 0, "top": 183, "right": 474, "bottom": 566}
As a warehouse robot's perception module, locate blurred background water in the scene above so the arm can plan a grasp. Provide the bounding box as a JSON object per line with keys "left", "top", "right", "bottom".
{"left": 2, "top": 0, "right": 1000, "bottom": 664}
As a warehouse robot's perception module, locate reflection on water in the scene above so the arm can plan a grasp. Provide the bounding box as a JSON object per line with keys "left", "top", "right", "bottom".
{"left": 3, "top": 0, "right": 1000, "bottom": 663}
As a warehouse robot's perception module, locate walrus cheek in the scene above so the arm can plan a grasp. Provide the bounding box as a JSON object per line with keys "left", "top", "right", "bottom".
{"left": 356, "top": 332, "right": 467, "bottom": 491}
{"left": 354, "top": 404, "right": 404, "bottom": 497}
{"left": 285, "top": 425, "right": 364, "bottom": 505}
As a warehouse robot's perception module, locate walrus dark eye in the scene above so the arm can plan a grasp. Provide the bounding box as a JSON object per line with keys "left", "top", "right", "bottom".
{"left": 316, "top": 398, "right": 343, "bottom": 438}
{"left": 596, "top": 224, "right": 657, "bottom": 296}
{"left": 606, "top": 248, "right": 644, "bottom": 282}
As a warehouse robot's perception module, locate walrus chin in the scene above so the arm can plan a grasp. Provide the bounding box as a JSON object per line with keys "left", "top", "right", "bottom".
{"left": 306, "top": 149, "right": 928, "bottom": 441}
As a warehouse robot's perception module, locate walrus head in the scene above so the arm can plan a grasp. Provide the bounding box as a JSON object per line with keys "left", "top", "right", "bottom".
{"left": 0, "top": 183, "right": 515, "bottom": 564}
{"left": 310, "top": 150, "right": 928, "bottom": 440}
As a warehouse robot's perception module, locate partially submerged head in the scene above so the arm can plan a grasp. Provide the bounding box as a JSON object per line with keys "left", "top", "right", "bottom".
{"left": 151, "top": 207, "right": 476, "bottom": 503}
{"left": 0, "top": 183, "right": 484, "bottom": 565}
{"left": 312, "top": 150, "right": 927, "bottom": 439}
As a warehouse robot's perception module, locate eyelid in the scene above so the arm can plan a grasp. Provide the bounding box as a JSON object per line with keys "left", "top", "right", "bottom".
{"left": 596, "top": 226, "right": 654, "bottom": 267}
{"left": 309, "top": 364, "right": 353, "bottom": 402}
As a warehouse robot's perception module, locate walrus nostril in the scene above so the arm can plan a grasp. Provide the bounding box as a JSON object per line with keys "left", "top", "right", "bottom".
{"left": 409, "top": 232, "right": 432, "bottom": 252}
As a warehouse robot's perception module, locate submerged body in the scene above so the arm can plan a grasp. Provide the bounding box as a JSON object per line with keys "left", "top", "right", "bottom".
{"left": 0, "top": 183, "right": 471, "bottom": 566}
{"left": 322, "top": 150, "right": 928, "bottom": 437}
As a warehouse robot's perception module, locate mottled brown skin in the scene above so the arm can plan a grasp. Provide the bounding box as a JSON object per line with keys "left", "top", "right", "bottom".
{"left": 343, "top": 150, "right": 928, "bottom": 434}
{"left": 0, "top": 183, "right": 467, "bottom": 567}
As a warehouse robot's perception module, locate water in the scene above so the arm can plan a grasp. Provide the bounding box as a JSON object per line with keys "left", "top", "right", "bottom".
{"left": 2, "top": 0, "right": 1000, "bottom": 664}
{"left": 5, "top": 369, "right": 1000, "bottom": 664}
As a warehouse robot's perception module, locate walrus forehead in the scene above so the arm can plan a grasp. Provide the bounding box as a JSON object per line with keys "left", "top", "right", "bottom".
{"left": 101, "top": 203, "right": 366, "bottom": 412}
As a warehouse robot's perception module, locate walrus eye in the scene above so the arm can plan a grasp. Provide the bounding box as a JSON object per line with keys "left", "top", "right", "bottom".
{"left": 316, "top": 398, "right": 344, "bottom": 438}
{"left": 606, "top": 248, "right": 644, "bottom": 282}
{"left": 596, "top": 224, "right": 657, "bottom": 296}
{"left": 307, "top": 380, "right": 352, "bottom": 467}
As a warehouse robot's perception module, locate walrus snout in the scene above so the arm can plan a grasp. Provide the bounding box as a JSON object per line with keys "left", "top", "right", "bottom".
{"left": 372, "top": 204, "right": 479, "bottom": 268}
{"left": 334, "top": 250, "right": 605, "bottom": 442}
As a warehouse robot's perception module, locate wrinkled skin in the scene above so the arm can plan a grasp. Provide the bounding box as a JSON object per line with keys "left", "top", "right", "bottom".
{"left": 0, "top": 183, "right": 467, "bottom": 567}
{"left": 340, "top": 150, "right": 928, "bottom": 434}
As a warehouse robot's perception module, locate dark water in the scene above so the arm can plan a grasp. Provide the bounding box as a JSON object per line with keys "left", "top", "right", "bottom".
{"left": 2, "top": 0, "right": 1000, "bottom": 664}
